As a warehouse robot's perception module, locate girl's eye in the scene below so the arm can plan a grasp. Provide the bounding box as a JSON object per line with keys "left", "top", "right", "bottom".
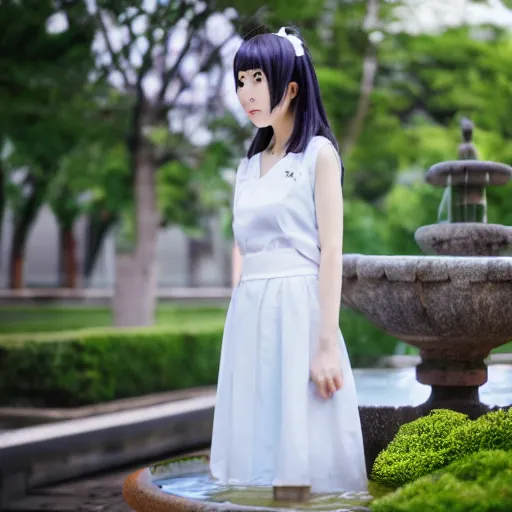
{"left": 237, "top": 79, "right": 244, "bottom": 88}
{"left": 254, "top": 73, "right": 262, "bottom": 82}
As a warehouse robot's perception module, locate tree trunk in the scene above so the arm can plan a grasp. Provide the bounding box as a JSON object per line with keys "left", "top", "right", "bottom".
{"left": 10, "top": 250, "right": 23, "bottom": 290}
{"left": 83, "top": 209, "right": 115, "bottom": 281}
{"left": 59, "top": 224, "right": 78, "bottom": 288}
{"left": 112, "top": 142, "right": 159, "bottom": 327}
{"left": 9, "top": 184, "right": 45, "bottom": 289}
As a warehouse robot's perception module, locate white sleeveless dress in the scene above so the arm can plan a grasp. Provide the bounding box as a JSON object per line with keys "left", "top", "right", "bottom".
{"left": 210, "top": 136, "right": 368, "bottom": 494}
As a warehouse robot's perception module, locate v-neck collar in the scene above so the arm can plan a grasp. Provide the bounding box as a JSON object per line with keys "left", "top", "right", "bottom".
{"left": 258, "top": 151, "right": 291, "bottom": 181}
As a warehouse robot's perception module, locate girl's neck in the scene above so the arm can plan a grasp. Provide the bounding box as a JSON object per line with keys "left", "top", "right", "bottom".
{"left": 269, "top": 110, "right": 295, "bottom": 155}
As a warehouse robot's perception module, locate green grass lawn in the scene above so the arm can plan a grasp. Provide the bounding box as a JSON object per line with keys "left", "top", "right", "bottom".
{"left": 0, "top": 304, "right": 227, "bottom": 335}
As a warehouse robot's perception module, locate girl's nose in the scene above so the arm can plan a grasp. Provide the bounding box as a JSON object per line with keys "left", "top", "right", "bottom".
{"left": 242, "top": 88, "right": 255, "bottom": 105}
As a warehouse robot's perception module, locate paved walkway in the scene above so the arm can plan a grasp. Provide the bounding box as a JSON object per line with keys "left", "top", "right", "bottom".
{"left": 5, "top": 449, "right": 209, "bottom": 511}
{"left": 4, "top": 465, "right": 135, "bottom": 511}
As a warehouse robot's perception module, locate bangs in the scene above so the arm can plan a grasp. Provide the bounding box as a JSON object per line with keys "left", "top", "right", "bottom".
{"left": 233, "top": 33, "right": 295, "bottom": 110}
{"left": 233, "top": 38, "right": 266, "bottom": 78}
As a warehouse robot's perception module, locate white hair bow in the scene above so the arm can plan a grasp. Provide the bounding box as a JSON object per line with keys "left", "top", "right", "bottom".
{"left": 274, "top": 27, "right": 305, "bottom": 57}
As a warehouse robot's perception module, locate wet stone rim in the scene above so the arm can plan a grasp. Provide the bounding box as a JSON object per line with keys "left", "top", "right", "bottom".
{"left": 124, "top": 468, "right": 213, "bottom": 512}
{"left": 342, "top": 254, "right": 512, "bottom": 283}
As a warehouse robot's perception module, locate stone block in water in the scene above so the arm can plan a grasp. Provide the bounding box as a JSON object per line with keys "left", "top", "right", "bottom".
{"left": 272, "top": 485, "right": 311, "bottom": 502}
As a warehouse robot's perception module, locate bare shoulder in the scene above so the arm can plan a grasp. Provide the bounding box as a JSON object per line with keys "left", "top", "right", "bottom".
{"left": 315, "top": 141, "right": 341, "bottom": 179}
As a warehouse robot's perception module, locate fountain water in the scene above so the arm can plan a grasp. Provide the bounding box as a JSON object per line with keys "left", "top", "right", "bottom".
{"left": 343, "top": 118, "right": 512, "bottom": 408}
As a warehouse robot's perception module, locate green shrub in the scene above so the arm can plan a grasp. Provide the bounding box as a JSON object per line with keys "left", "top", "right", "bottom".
{"left": 371, "top": 408, "right": 512, "bottom": 488}
{"left": 371, "top": 450, "right": 512, "bottom": 512}
{"left": 0, "top": 326, "right": 224, "bottom": 407}
{"left": 445, "top": 408, "right": 512, "bottom": 459}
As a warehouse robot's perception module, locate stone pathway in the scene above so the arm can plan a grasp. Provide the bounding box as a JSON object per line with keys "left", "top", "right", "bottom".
{"left": 4, "top": 449, "right": 210, "bottom": 511}
{"left": 4, "top": 465, "right": 135, "bottom": 511}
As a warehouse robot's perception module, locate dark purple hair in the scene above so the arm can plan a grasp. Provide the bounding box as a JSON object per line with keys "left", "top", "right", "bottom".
{"left": 233, "top": 27, "right": 344, "bottom": 182}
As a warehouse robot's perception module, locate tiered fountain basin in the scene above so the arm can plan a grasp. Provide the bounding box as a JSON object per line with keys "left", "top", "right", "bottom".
{"left": 414, "top": 158, "right": 512, "bottom": 257}
{"left": 342, "top": 253, "right": 512, "bottom": 405}
{"left": 425, "top": 160, "right": 512, "bottom": 186}
{"left": 123, "top": 455, "right": 382, "bottom": 512}
{"left": 415, "top": 223, "right": 512, "bottom": 257}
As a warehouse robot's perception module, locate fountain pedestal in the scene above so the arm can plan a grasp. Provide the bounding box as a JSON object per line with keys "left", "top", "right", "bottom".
{"left": 416, "top": 353, "right": 487, "bottom": 405}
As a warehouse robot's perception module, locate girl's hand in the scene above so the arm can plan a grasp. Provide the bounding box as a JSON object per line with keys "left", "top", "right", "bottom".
{"left": 310, "top": 344, "right": 343, "bottom": 400}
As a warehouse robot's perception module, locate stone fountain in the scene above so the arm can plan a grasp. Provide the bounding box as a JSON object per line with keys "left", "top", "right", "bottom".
{"left": 342, "top": 118, "right": 512, "bottom": 408}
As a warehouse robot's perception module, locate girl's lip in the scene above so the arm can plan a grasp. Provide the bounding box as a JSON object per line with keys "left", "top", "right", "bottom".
{"left": 249, "top": 109, "right": 260, "bottom": 114}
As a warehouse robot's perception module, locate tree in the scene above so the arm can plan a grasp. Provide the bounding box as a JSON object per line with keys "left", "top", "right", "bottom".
{"left": 86, "top": 0, "right": 241, "bottom": 325}
{"left": 0, "top": 0, "right": 95, "bottom": 288}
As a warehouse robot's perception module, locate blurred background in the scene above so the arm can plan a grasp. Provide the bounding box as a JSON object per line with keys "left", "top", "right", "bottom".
{"left": 1, "top": 1, "right": 512, "bottom": 510}
{"left": 1, "top": 0, "right": 512, "bottom": 359}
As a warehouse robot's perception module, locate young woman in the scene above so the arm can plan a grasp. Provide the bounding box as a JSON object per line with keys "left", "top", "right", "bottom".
{"left": 210, "top": 26, "right": 368, "bottom": 494}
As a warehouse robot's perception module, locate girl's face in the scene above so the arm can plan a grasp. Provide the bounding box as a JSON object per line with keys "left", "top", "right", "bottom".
{"left": 236, "top": 68, "right": 297, "bottom": 128}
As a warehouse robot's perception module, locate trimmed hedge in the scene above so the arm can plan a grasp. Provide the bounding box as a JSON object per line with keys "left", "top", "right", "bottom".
{"left": 371, "top": 450, "right": 512, "bottom": 512}
{"left": 371, "top": 408, "right": 512, "bottom": 488}
{"left": 0, "top": 326, "right": 224, "bottom": 407}
{"left": 0, "top": 305, "right": 408, "bottom": 408}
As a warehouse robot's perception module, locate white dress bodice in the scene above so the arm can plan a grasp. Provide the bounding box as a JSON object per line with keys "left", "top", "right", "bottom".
{"left": 233, "top": 136, "right": 339, "bottom": 268}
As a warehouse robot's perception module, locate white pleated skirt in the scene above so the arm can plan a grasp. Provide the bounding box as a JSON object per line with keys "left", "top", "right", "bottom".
{"left": 210, "top": 249, "right": 368, "bottom": 494}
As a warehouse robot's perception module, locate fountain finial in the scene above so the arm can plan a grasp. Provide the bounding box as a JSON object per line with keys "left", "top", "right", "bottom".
{"left": 458, "top": 117, "right": 478, "bottom": 160}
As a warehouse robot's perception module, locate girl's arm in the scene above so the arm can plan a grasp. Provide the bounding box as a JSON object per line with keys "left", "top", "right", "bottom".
{"left": 315, "top": 143, "right": 344, "bottom": 349}
{"left": 310, "top": 142, "right": 344, "bottom": 399}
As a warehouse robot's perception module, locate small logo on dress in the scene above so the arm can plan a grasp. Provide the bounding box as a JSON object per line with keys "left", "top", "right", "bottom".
{"left": 285, "top": 170, "right": 296, "bottom": 181}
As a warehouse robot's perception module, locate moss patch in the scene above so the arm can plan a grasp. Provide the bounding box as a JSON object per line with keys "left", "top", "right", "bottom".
{"left": 371, "top": 408, "right": 512, "bottom": 488}
{"left": 371, "top": 450, "right": 512, "bottom": 512}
